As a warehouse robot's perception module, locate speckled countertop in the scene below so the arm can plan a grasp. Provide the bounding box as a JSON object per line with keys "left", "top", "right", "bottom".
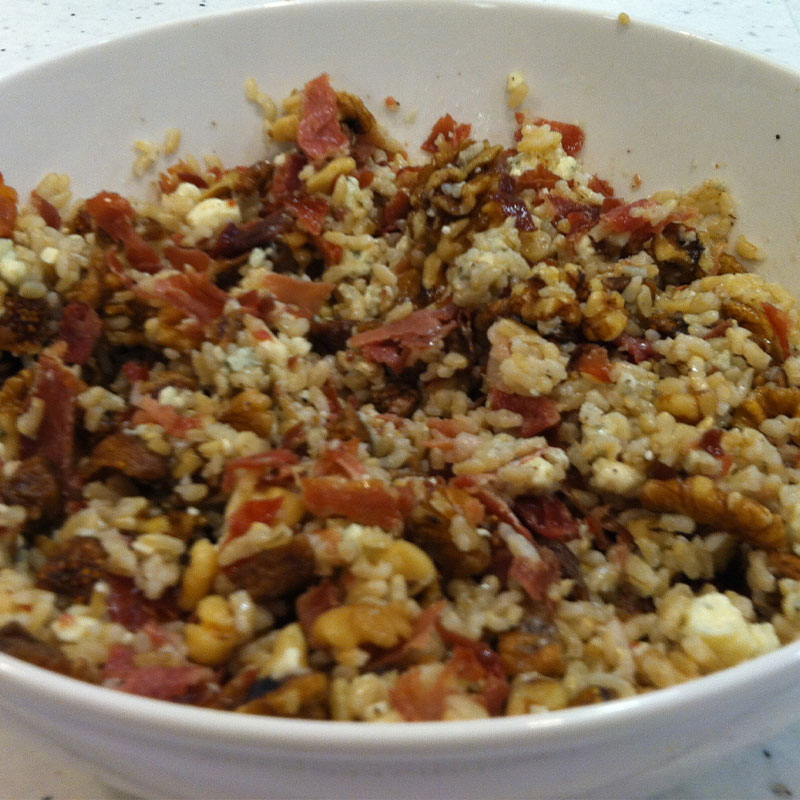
{"left": 1, "top": 1, "right": 800, "bottom": 798}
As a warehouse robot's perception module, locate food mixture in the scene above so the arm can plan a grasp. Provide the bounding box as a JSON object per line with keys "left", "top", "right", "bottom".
{"left": 1, "top": 74, "right": 799, "bottom": 721}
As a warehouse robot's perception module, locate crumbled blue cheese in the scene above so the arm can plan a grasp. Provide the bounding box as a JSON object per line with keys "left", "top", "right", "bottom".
{"left": 39, "top": 246, "right": 60, "bottom": 265}
{"left": 0, "top": 239, "right": 28, "bottom": 286}
{"left": 590, "top": 457, "right": 644, "bottom": 497}
{"left": 682, "top": 591, "right": 780, "bottom": 667}
{"left": 226, "top": 345, "right": 260, "bottom": 373}
{"left": 52, "top": 611, "right": 101, "bottom": 642}
{"left": 448, "top": 219, "right": 532, "bottom": 307}
{"left": 157, "top": 385, "right": 188, "bottom": 408}
{"left": 487, "top": 318, "right": 569, "bottom": 396}
{"left": 186, "top": 197, "right": 242, "bottom": 240}
{"left": 497, "top": 447, "right": 570, "bottom": 495}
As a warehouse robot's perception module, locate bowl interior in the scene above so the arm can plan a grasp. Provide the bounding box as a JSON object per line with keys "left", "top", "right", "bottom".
{"left": 1, "top": 0, "right": 800, "bottom": 749}
{"left": 1, "top": 0, "right": 799, "bottom": 284}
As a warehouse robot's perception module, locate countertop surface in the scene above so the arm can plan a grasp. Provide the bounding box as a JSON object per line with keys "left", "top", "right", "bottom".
{"left": 1, "top": 0, "right": 800, "bottom": 798}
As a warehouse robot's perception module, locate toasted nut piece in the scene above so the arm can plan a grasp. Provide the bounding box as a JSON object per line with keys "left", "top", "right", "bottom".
{"left": 582, "top": 289, "right": 628, "bottom": 341}
{"left": 185, "top": 594, "right": 240, "bottom": 666}
{"left": 717, "top": 252, "right": 747, "bottom": 275}
{"left": 568, "top": 686, "right": 618, "bottom": 706}
{"left": 640, "top": 475, "right": 785, "bottom": 550}
{"left": 408, "top": 487, "right": 491, "bottom": 579}
{"left": 721, "top": 299, "right": 782, "bottom": 361}
{"left": 237, "top": 672, "right": 329, "bottom": 718}
{"left": 506, "top": 678, "right": 569, "bottom": 714}
{"left": 173, "top": 448, "right": 204, "bottom": 480}
{"left": 261, "top": 486, "right": 306, "bottom": 528}
{"left": 219, "top": 389, "right": 274, "bottom": 439}
{"left": 504, "top": 279, "right": 582, "bottom": 328}
{"left": 0, "top": 368, "right": 34, "bottom": 459}
{"left": 263, "top": 622, "right": 309, "bottom": 680}
{"left": 179, "top": 539, "right": 219, "bottom": 611}
{"left": 380, "top": 540, "right": 437, "bottom": 593}
{"left": 335, "top": 91, "right": 377, "bottom": 136}
{"left": 312, "top": 602, "right": 413, "bottom": 651}
{"left": 498, "top": 632, "right": 565, "bottom": 677}
{"left": 767, "top": 551, "right": 800, "bottom": 580}
{"left": 653, "top": 233, "right": 693, "bottom": 266}
{"left": 655, "top": 393, "right": 703, "bottom": 424}
{"left": 733, "top": 385, "right": 800, "bottom": 427}
{"left": 519, "top": 230, "right": 554, "bottom": 263}
{"left": 270, "top": 113, "right": 300, "bottom": 143}
{"left": 305, "top": 156, "right": 356, "bottom": 194}
{"left": 431, "top": 173, "right": 493, "bottom": 217}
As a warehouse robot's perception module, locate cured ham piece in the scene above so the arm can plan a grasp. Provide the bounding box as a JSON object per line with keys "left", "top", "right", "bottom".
{"left": 103, "top": 643, "right": 214, "bottom": 702}
{"left": 131, "top": 396, "right": 201, "bottom": 437}
{"left": 508, "top": 554, "right": 557, "bottom": 604}
{"left": 31, "top": 190, "right": 61, "bottom": 229}
{"left": 227, "top": 496, "right": 285, "bottom": 540}
{"left": 138, "top": 271, "right": 227, "bottom": 324}
{"left": 163, "top": 245, "right": 213, "bottom": 273}
{"left": 262, "top": 272, "right": 335, "bottom": 314}
{"left": 106, "top": 577, "right": 180, "bottom": 632}
{"left": 58, "top": 302, "right": 102, "bottom": 365}
{"left": 531, "top": 117, "right": 585, "bottom": 155}
{"left": 763, "top": 302, "right": 791, "bottom": 359}
{"left": 596, "top": 198, "right": 689, "bottom": 240}
{"left": 222, "top": 449, "right": 300, "bottom": 492}
{"left": 24, "top": 354, "right": 83, "bottom": 493}
{"left": 574, "top": 344, "right": 613, "bottom": 382}
{"left": 616, "top": 334, "right": 661, "bottom": 364}
{"left": 313, "top": 440, "right": 367, "bottom": 479}
{"left": 85, "top": 191, "right": 161, "bottom": 272}
{"left": 421, "top": 114, "right": 471, "bottom": 153}
{"left": 296, "top": 579, "right": 342, "bottom": 638}
{"left": 348, "top": 306, "right": 457, "bottom": 372}
{"left": 285, "top": 194, "right": 329, "bottom": 236}
{"left": 297, "top": 74, "right": 349, "bottom": 161}
{"left": 514, "top": 494, "right": 579, "bottom": 541}
{"left": 489, "top": 390, "right": 561, "bottom": 437}
{"left": 301, "top": 475, "right": 409, "bottom": 530}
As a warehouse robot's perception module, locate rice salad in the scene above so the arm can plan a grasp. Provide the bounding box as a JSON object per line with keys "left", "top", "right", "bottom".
{"left": 0, "top": 73, "right": 799, "bottom": 721}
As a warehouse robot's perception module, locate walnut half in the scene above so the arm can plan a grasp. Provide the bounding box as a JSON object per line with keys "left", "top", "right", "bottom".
{"left": 733, "top": 385, "right": 800, "bottom": 428}
{"left": 640, "top": 475, "right": 785, "bottom": 550}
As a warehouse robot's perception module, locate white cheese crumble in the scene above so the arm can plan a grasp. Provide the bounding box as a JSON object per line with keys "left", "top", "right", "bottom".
{"left": 186, "top": 197, "right": 242, "bottom": 240}
{"left": 682, "top": 591, "right": 780, "bottom": 667}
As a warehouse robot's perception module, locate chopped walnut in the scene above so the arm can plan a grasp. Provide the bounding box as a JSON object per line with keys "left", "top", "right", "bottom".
{"left": 655, "top": 391, "right": 716, "bottom": 424}
{"left": 733, "top": 385, "right": 800, "bottom": 427}
{"left": 335, "top": 91, "right": 378, "bottom": 139}
{"left": 716, "top": 252, "right": 747, "bottom": 275}
{"left": 582, "top": 287, "right": 627, "bottom": 342}
{"left": 237, "top": 672, "right": 329, "bottom": 718}
{"left": 767, "top": 551, "right": 800, "bottom": 580}
{"left": 219, "top": 388, "right": 274, "bottom": 438}
{"left": 0, "top": 294, "right": 57, "bottom": 355}
{"left": 498, "top": 631, "right": 565, "bottom": 677}
{"left": 0, "top": 367, "right": 34, "bottom": 459}
{"left": 721, "top": 299, "right": 783, "bottom": 362}
{"left": 506, "top": 278, "right": 582, "bottom": 329}
{"left": 408, "top": 486, "right": 490, "bottom": 579}
{"left": 640, "top": 475, "right": 785, "bottom": 550}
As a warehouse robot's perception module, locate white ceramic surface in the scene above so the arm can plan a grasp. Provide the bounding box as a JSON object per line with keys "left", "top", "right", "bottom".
{"left": 1, "top": 2, "right": 800, "bottom": 798}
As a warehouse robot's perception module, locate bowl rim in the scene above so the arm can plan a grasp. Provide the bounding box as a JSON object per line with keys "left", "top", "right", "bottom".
{"left": 2, "top": 639, "right": 800, "bottom": 752}
{"left": 2, "top": 0, "right": 800, "bottom": 87}
{"left": 1, "top": 0, "right": 800, "bottom": 752}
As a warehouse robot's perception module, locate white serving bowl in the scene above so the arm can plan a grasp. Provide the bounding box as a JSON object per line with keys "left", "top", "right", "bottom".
{"left": 1, "top": 2, "right": 800, "bottom": 798}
